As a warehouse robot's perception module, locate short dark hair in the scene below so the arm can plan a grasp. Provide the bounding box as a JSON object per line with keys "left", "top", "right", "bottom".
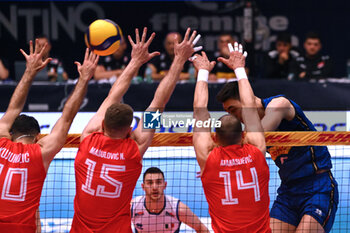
{"left": 305, "top": 31, "right": 321, "bottom": 42}
{"left": 10, "top": 115, "right": 40, "bottom": 138}
{"left": 143, "top": 167, "right": 165, "bottom": 182}
{"left": 216, "top": 114, "right": 242, "bottom": 145}
{"left": 219, "top": 31, "right": 239, "bottom": 39}
{"left": 219, "top": 32, "right": 233, "bottom": 38}
{"left": 104, "top": 103, "right": 133, "bottom": 131}
{"left": 35, "top": 34, "right": 50, "bottom": 41}
{"left": 216, "top": 82, "right": 240, "bottom": 103}
{"left": 276, "top": 33, "right": 291, "bottom": 44}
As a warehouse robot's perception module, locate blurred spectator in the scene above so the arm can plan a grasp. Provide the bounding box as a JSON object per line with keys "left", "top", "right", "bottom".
{"left": 209, "top": 33, "right": 236, "bottom": 82}
{"left": 209, "top": 33, "right": 248, "bottom": 82}
{"left": 94, "top": 38, "right": 130, "bottom": 83}
{"left": 148, "top": 32, "right": 189, "bottom": 81}
{"left": 265, "top": 33, "right": 299, "bottom": 79}
{"left": 0, "top": 57, "right": 9, "bottom": 80}
{"left": 291, "top": 32, "right": 332, "bottom": 80}
{"left": 36, "top": 35, "right": 69, "bottom": 82}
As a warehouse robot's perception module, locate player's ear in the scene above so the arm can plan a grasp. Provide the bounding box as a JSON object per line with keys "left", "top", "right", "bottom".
{"left": 101, "top": 120, "right": 105, "bottom": 132}
{"left": 34, "top": 134, "right": 40, "bottom": 143}
{"left": 164, "top": 181, "right": 167, "bottom": 189}
{"left": 141, "top": 183, "right": 144, "bottom": 190}
{"left": 125, "top": 127, "right": 132, "bottom": 138}
{"left": 215, "top": 133, "right": 219, "bottom": 145}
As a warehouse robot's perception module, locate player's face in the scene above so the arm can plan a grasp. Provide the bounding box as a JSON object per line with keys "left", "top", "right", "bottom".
{"left": 142, "top": 173, "right": 167, "bottom": 201}
{"left": 304, "top": 38, "right": 321, "bottom": 56}
{"left": 222, "top": 99, "right": 243, "bottom": 122}
{"left": 276, "top": 41, "right": 291, "bottom": 54}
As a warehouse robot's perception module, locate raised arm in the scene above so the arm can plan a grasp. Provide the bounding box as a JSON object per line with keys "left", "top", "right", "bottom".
{"left": 178, "top": 201, "right": 210, "bottom": 233}
{"left": 132, "top": 28, "right": 198, "bottom": 157}
{"left": 81, "top": 27, "right": 160, "bottom": 141}
{"left": 149, "top": 28, "right": 197, "bottom": 110}
{"left": 38, "top": 49, "right": 99, "bottom": 171}
{"left": 0, "top": 40, "right": 51, "bottom": 138}
{"left": 192, "top": 52, "right": 216, "bottom": 171}
{"left": 218, "top": 42, "right": 265, "bottom": 154}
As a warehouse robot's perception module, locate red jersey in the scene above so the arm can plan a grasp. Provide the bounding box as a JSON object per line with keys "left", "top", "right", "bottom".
{"left": 0, "top": 137, "right": 46, "bottom": 233}
{"left": 71, "top": 132, "right": 142, "bottom": 233}
{"left": 201, "top": 144, "right": 270, "bottom": 233}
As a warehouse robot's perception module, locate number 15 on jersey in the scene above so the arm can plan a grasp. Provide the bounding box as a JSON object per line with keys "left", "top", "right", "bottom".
{"left": 81, "top": 158, "right": 125, "bottom": 199}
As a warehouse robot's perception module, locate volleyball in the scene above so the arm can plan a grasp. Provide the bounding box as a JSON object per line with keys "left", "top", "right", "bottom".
{"left": 84, "top": 19, "right": 123, "bottom": 56}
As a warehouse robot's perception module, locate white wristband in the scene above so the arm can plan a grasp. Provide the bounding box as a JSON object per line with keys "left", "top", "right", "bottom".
{"left": 197, "top": 69, "right": 209, "bottom": 82}
{"left": 234, "top": 67, "right": 248, "bottom": 80}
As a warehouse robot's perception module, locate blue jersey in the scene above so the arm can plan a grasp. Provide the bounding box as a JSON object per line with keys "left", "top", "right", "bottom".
{"left": 262, "top": 95, "right": 332, "bottom": 183}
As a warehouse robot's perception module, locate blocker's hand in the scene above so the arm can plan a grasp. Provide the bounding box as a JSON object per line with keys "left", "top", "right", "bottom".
{"left": 20, "top": 39, "right": 52, "bottom": 76}
{"left": 174, "top": 28, "right": 202, "bottom": 63}
{"left": 128, "top": 27, "right": 160, "bottom": 66}
{"left": 75, "top": 48, "right": 99, "bottom": 81}
{"left": 218, "top": 42, "right": 247, "bottom": 71}
{"left": 191, "top": 51, "right": 216, "bottom": 72}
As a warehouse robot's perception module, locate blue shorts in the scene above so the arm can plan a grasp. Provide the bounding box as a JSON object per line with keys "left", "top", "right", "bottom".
{"left": 270, "top": 171, "right": 338, "bottom": 233}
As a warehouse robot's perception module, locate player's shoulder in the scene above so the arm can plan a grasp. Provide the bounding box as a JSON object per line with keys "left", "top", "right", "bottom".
{"left": 81, "top": 132, "right": 101, "bottom": 143}
{"left": 0, "top": 137, "right": 35, "bottom": 149}
{"left": 166, "top": 195, "right": 180, "bottom": 204}
{"left": 0, "top": 137, "right": 19, "bottom": 151}
{"left": 166, "top": 195, "right": 181, "bottom": 215}
{"left": 266, "top": 96, "right": 292, "bottom": 108}
{"left": 125, "top": 137, "right": 140, "bottom": 152}
{"left": 244, "top": 143, "right": 267, "bottom": 160}
{"left": 243, "top": 143, "right": 259, "bottom": 150}
{"left": 0, "top": 137, "right": 11, "bottom": 144}
{"left": 132, "top": 195, "right": 145, "bottom": 204}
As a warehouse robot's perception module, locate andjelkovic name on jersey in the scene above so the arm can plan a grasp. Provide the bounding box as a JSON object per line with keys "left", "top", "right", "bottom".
{"left": 0, "top": 147, "right": 30, "bottom": 163}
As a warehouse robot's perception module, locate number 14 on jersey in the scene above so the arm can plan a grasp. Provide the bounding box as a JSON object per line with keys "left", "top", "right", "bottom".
{"left": 219, "top": 167, "right": 260, "bottom": 205}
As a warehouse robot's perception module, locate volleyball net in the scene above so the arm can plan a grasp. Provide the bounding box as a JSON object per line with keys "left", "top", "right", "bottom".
{"left": 39, "top": 132, "right": 350, "bottom": 233}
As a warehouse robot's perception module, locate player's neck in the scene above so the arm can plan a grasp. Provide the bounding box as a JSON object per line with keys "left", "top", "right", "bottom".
{"left": 145, "top": 195, "right": 165, "bottom": 213}
{"left": 104, "top": 131, "right": 127, "bottom": 140}
{"left": 13, "top": 135, "right": 36, "bottom": 144}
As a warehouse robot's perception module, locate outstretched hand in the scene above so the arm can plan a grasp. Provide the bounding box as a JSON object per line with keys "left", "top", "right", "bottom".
{"left": 217, "top": 42, "right": 247, "bottom": 70}
{"left": 20, "top": 39, "right": 52, "bottom": 76}
{"left": 174, "top": 28, "right": 201, "bottom": 63}
{"left": 74, "top": 48, "right": 99, "bottom": 81}
{"left": 191, "top": 51, "right": 216, "bottom": 72}
{"left": 128, "top": 27, "right": 160, "bottom": 65}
